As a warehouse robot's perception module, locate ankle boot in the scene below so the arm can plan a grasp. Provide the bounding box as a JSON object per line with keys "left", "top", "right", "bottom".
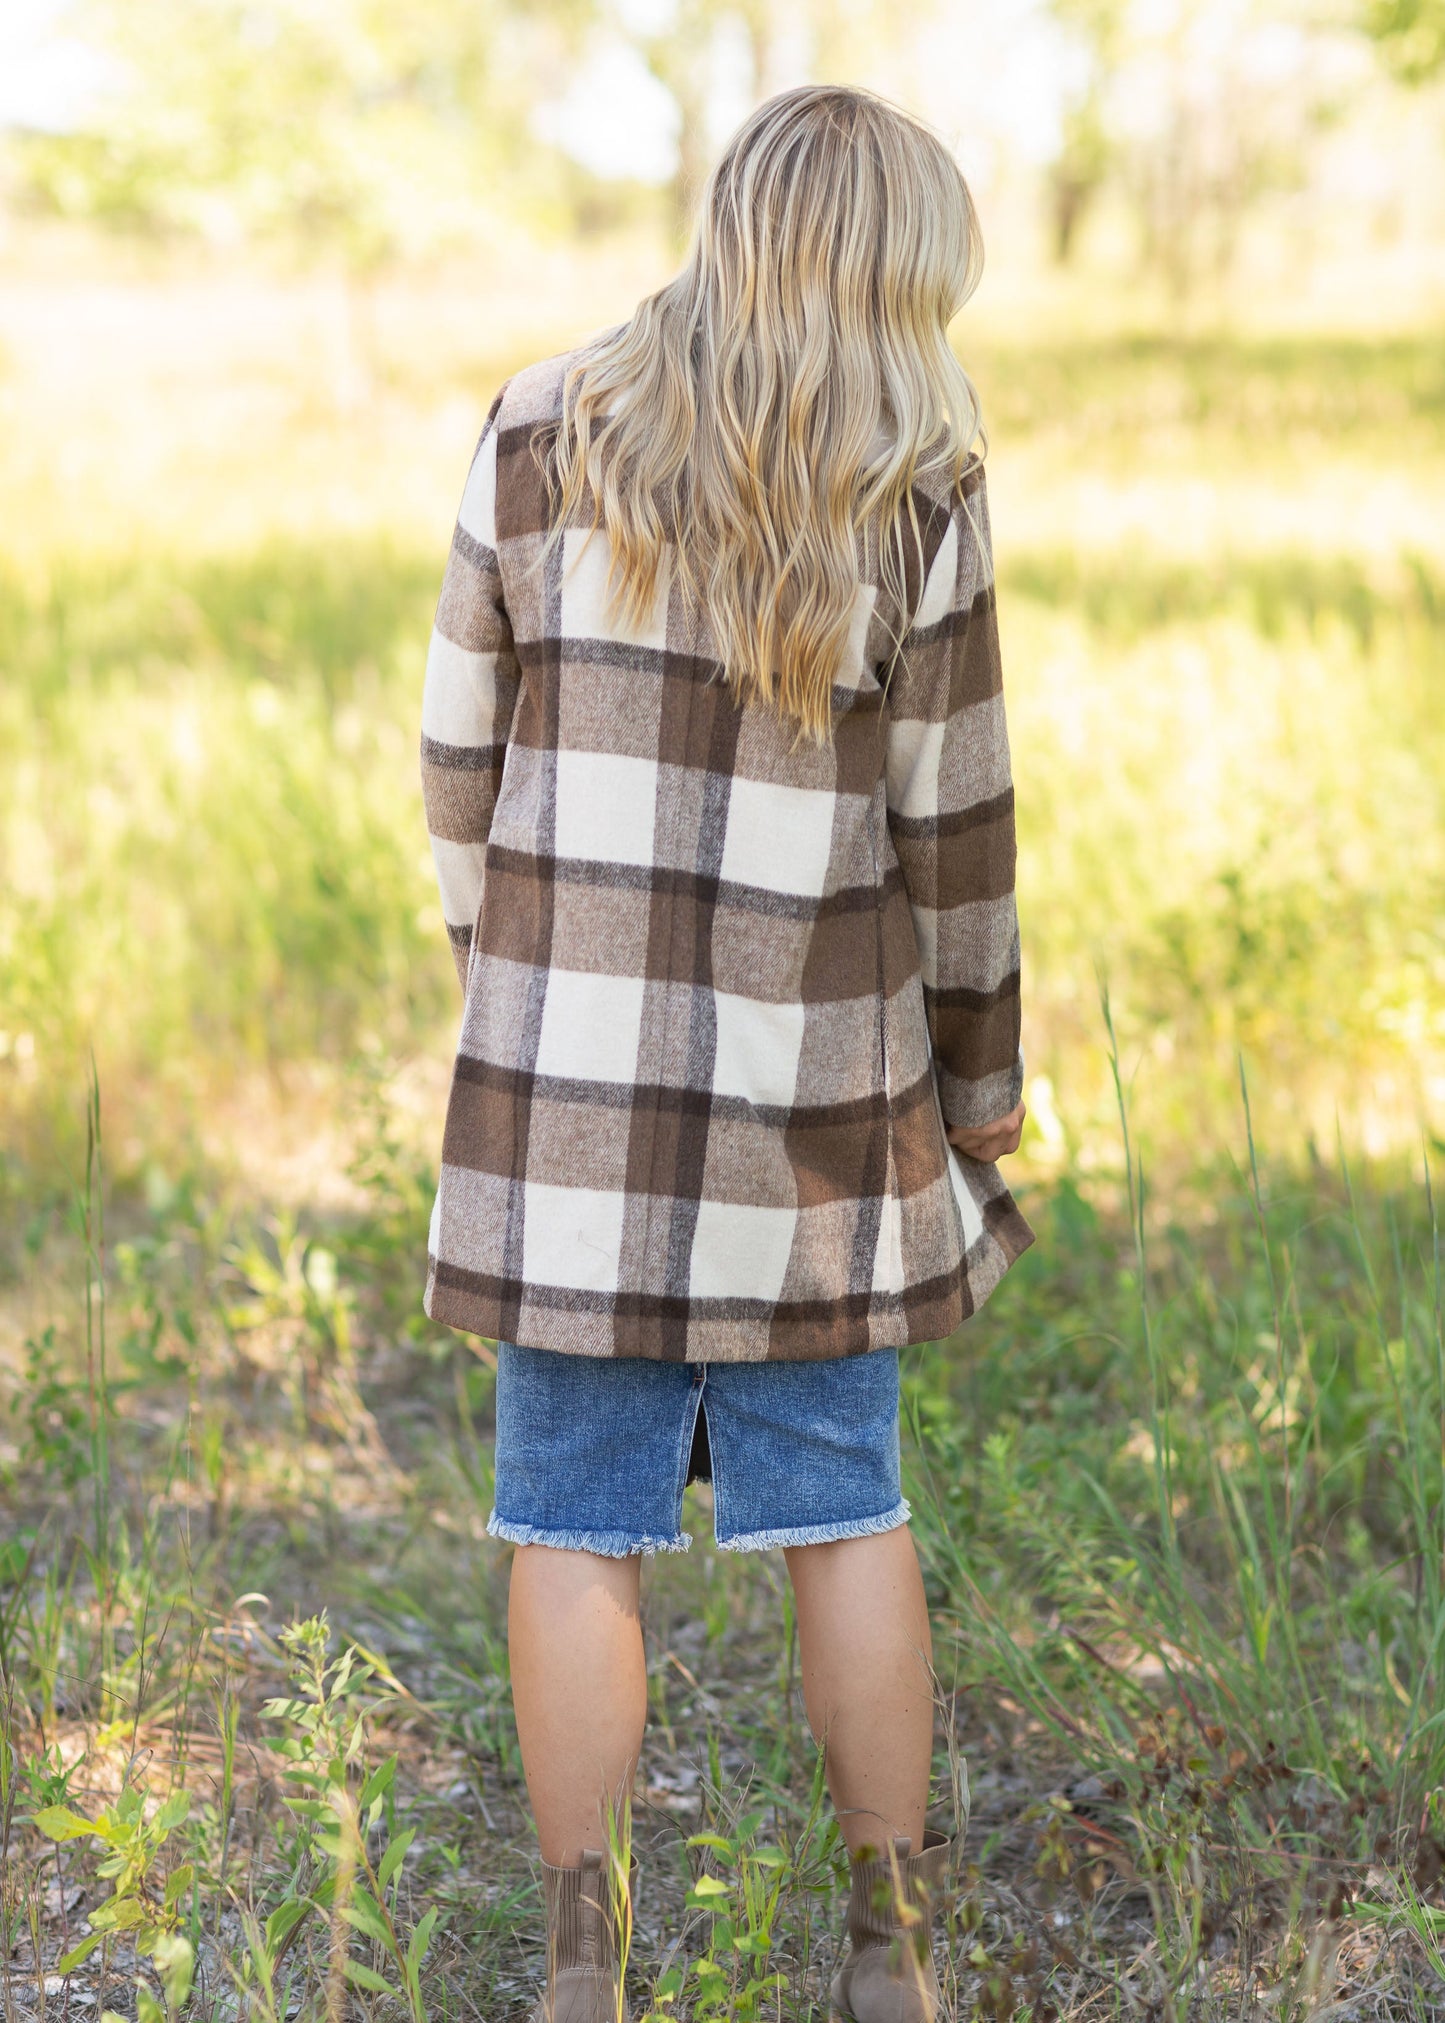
{"left": 829, "top": 1829, "right": 952, "bottom": 2023}
{"left": 528, "top": 1847, "right": 636, "bottom": 2023}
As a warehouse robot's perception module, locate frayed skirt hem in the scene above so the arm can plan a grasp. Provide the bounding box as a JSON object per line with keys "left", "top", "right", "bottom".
{"left": 486, "top": 1512, "right": 692, "bottom": 1557}
{"left": 715, "top": 1498, "right": 911, "bottom": 1554}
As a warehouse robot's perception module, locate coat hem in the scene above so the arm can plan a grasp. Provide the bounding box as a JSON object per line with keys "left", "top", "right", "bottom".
{"left": 424, "top": 1186, "right": 1037, "bottom": 1362}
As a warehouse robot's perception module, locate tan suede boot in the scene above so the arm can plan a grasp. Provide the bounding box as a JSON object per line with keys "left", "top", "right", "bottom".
{"left": 528, "top": 1847, "right": 636, "bottom": 2023}
{"left": 829, "top": 1830, "right": 952, "bottom": 2023}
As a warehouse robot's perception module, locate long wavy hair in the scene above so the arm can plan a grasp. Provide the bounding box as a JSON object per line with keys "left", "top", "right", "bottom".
{"left": 538, "top": 85, "right": 987, "bottom": 742}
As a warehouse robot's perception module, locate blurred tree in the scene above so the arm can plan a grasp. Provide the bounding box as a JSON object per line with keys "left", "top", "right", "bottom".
{"left": 625, "top": 0, "right": 720, "bottom": 241}
{"left": 1145, "top": 10, "right": 1347, "bottom": 305}
{"left": 9, "top": 0, "right": 596, "bottom": 396}
{"left": 619, "top": 0, "right": 925, "bottom": 244}
{"left": 1039, "top": 0, "right": 1347, "bottom": 306}
{"left": 1361, "top": 0, "right": 1445, "bottom": 79}
{"left": 1046, "top": 0, "right": 1125, "bottom": 264}
{"left": 618, "top": 0, "right": 793, "bottom": 241}
{"left": 10, "top": 0, "right": 593, "bottom": 256}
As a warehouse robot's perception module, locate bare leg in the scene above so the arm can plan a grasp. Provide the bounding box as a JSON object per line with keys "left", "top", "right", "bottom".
{"left": 507, "top": 1545, "right": 648, "bottom": 1865}
{"left": 784, "top": 1526, "right": 934, "bottom": 1854}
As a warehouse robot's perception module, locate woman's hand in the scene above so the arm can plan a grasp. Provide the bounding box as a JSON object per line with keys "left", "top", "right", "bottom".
{"left": 947, "top": 1099, "right": 1026, "bottom": 1163}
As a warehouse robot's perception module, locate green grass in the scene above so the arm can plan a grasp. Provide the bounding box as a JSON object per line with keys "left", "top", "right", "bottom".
{"left": 2, "top": 327, "right": 1440, "bottom": 1202}
{"left": 3, "top": 318, "right": 1445, "bottom": 2016}
{"left": 5, "top": 527, "right": 1441, "bottom": 1209}
{"left": 1000, "top": 546, "right": 1445, "bottom": 645}
{"left": 911, "top": 1070, "right": 1445, "bottom": 1812}
{"left": 3, "top": 1056, "right": 1442, "bottom": 2016}
{"left": 0, "top": 542, "right": 453, "bottom": 1197}
{"left": 972, "top": 332, "right": 1445, "bottom": 447}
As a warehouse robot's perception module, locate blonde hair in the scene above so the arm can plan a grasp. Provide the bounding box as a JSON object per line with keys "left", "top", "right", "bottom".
{"left": 539, "top": 85, "right": 987, "bottom": 742}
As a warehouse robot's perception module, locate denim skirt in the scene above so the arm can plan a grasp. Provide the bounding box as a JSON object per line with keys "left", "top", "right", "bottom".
{"left": 488, "top": 1341, "right": 910, "bottom": 1556}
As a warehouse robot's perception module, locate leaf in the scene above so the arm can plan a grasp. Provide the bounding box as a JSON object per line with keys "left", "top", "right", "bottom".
{"left": 32, "top": 1805, "right": 100, "bottom": 1842}
{"left": 136, "top": 1986, "right": 165, "bottom": 2023}
{"left": 377, "top": 1828, "right": 415, "bottom": 1891}
{"left": 341, "top": 1890, "right": 391, "bottom": 1944}
{"left": 56, "top": 1933, "right": 104, "bottom": 1973}
{"left": 359, "top": 1757, "right": 396, "bottom": 1812}
{"left": 343, "top": 1959, "right": 394, "bottom": 1996}
{"left": 686, "top": 1834, "right": 738, "bottom": 1864}
{"left": 154, "top": 1790, "right": 190, "bottom": 1834}
{"left": 265, "top": 1898, "right": 311, "bottom": 1957}
{"left": 164, "top": 1863, "right": 196, "bottom": 1907}
{"left": 154, "top": 1932, "right": 195, "bottom": 2008}
{"left": 688, "top": 1874, "right": 731, "bottom": 1900}
{"left": 405, "top": 1906, "right": 438, "bottom": 1973}
{"left": 91, "top": 1895, "right": 147, "bottom": 1932}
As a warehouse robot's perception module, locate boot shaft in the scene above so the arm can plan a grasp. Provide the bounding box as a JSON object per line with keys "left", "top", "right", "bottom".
{"left": 846, "top": 1829, "right": 951, "bottom": 1951}
{"left": 533, "top": 1849, "right": 635, "bottom": 2023}
{"left": 830, "top": 1830, "right": 953, "bottom": 2023}
{"left": 542, "top": 1849, "right": 628, "bottom": 1971}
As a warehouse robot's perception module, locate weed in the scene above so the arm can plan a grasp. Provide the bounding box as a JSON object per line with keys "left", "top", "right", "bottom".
{"left": 251, "top": 1613, "right": 436, "bottom": 2021}
{"left": 6, "top": 1330, "right": 91, "bottom": 1490}
{"left": 33, "top": 1784, "right": 194, "bottom": 2006}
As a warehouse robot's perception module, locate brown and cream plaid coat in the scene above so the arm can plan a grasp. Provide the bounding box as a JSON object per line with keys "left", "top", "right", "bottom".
{"left": 421, "top": 347, "right": 1034, "bottom": 1361}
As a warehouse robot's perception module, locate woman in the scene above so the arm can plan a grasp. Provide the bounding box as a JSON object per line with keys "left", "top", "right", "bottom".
{"left": 419, "top": 83, "right": 1032, "bottom": 2023}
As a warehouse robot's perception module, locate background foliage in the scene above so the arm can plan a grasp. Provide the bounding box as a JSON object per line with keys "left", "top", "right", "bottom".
{"left": 1, "top": 0, "right": 1444, "bottom": 2015}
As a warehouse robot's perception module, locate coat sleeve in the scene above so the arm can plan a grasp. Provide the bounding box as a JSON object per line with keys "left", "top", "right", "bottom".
{"left": 884, "top": 462, "right": 1025, "bottom": 1133}
{"left": 420, "top": 399, "right": 523, "bottom": 992}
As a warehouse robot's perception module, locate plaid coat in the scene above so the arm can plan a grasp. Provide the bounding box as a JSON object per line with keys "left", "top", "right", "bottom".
{"left": 421, "top": 347, "right": 1034, "bottom": 1361}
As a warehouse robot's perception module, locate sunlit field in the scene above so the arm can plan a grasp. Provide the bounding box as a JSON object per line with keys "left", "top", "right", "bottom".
{"left": 3, "top": 208, "right": 1445, "bottom": 2020}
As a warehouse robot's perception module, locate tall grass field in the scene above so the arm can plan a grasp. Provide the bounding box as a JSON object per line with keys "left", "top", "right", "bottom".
{"left": 1, "top": 235, "right": 1444, "bottom": 2018}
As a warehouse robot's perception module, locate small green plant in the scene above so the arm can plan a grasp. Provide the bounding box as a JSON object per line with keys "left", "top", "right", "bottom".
{"left": 33, "top": 1781, "right": 195, "bottom": 2017}
{"left": 678, "top": 1815, "right": 788, "bottom": 2021}
{"left": 252, "top": 1613, "right": 436, "bottom": 2023}
{"left": 222, "top": 1215, "right": 368, "bottom": 1451}
{"left": 223, "top": 1218, "right": 354, "bottom": 1369}
{"left": 641, "top": 1746, "right": 839, "bottom": 2023}
{"left": 6, "top": 1328, "right": 91, "bottom": 1488}
{"left": 20, "top": 1746, "right": 80, "bottom": 1952}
